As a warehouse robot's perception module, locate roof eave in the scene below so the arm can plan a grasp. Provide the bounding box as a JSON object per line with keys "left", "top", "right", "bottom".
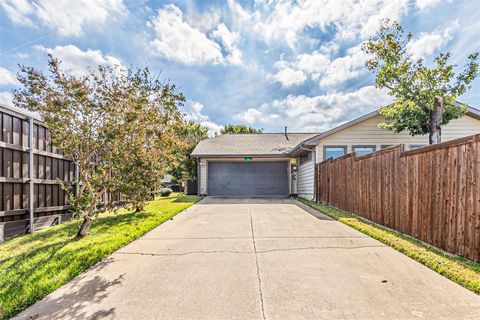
{"left": 466, "top": 106, "right": 480, "bottom": 120}
{"left": 304, "top": 109, "right": 380, "bottom": 145}
{"left": 190, "top": 153, "right": 292, "bottom": 158}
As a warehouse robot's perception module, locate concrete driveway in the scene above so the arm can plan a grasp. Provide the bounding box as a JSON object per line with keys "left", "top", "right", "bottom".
{"left": 15, "top": 198, "right": 480, "bottom": 320}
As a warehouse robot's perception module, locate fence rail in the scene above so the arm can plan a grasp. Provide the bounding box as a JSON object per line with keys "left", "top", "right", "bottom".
{"left": 0, "top": 104, "right": 75, "bottom": 240}
{"left": 316, "top": 133, "right": 480, "bottom": 262}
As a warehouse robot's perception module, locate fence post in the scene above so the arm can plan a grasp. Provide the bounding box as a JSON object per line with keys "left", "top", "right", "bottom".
{"left": 75, "top": 163, "right": 79, "bottom": 195}
{"left": 29, "top": 116, "right": 35, "bottom": 234}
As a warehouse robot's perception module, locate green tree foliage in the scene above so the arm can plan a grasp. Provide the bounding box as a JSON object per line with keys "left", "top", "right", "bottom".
{"left": 220, "top": 124, "right": 264, "bottom": 134}
{"left": 170, "top": 121, "right": 208, "bottom": 181}
{"left": 362, "top": 20, "right": 479, "bottom": 144}
{"left": 107, "top": 69, "right": 185, "bottom": 213}
{"left": 14, "top": 56, "right": 185, "bottom": 236}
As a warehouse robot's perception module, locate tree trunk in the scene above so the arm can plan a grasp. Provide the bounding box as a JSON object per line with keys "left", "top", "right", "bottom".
{"left": 135, "top": 203, "right": 144, "bottom": 213}
{"left": 76, "top": 216, "right": 93, "bottom": 238}
{"left": 429, "top": 96, "right": 443, "bottom": 144}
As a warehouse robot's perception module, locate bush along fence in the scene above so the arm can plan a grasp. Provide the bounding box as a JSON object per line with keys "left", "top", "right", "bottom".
{"left": 316, "top": 133, "right": 480, "bottom": 262}
{"left": 0, "top": 104, "right": 77, "bottom": 240}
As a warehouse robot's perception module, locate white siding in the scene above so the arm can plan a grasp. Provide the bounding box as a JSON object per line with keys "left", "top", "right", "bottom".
{"left": 199, "top": 158, "right": 207, "bottom": 195}
{"left": 316, "top": 114, "right": 480, "bottom": 162}
{"left": 297, "top": 153, "right": 315, "bottom": 200}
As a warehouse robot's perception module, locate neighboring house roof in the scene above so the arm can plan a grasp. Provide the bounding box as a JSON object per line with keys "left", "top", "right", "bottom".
{"left": 191, "top": 133, "right": 317, "bottom": 157}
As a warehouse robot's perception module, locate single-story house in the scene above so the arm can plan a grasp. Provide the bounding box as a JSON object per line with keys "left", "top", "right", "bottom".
{"left": 191, "top": 105, "right": 480, "bottom": 200}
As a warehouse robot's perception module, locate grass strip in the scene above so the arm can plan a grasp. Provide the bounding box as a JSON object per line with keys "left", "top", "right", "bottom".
{"left": 0, "top": 193, "right": 202, "bottom": 320}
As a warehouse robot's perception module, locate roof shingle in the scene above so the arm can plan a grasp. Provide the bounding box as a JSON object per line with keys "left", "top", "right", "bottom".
{"left": 191, "top": 133, "right": 318, "bottom": 157}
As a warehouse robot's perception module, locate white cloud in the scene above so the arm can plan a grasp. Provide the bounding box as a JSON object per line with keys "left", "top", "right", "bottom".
{"left": 149, "top": 5, "right": 229, "bottom": 65}
{"left": 416, "top": 0, "right": 443, "bottom": 10}
{"left": 184, "top": 101, "right": 222, "bottom": 136}
{"left": 234, "top": 86, "right": 392, "bottom": 132}
{"left": 254, "top": 0, "right": 409, "bottom": 47}
{"left": 0, "top": 91, "right": 14, "bottom": 107}
{"left": 296, "top": 51, "right": 330, "bottom": 79}
{"left": 272, "top": 44, "right": 369, "bottom": 88}
{"left": 235, "top": 108, "right": 262, "bottom": 123}
{"left": 185, "top": 7, "right": 222, "bottom": 32}
{"left": 272, "top": 67, "right": 306, "bottom": 87}
{"left": 226, "top": 0, "right": 255, "bottom": 31}
{"left": 35, "top": 45, "right": 124, "bottom": 77}
{"left": 211, "top": 23, "right": 243, "bottom": 65}
{"left": 407, "top": 21, "right": 459, "bottom": 60}
{"left": 0, "top": 0, "right": 126, "bottom": 37}
{"left": 353, "top": 1, "right": 408, "bottom": 40}
{"left": 318, "top": 45, "right": 369, "bottom": 87}
{"left": 297, "top": 52, "right": 330, "bottom": 73}
{"left": 0, "top": 0, "right": 34, "bottom": 26}
{"left": 0, "top": 67, "right": 19, "bottom": 85}
{"left": 235, "top": 106, "right": 280, "bottom": 125}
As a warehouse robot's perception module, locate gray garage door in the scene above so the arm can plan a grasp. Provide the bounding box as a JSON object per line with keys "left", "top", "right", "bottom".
{"left": 207, "top": 161, "right": 288, "bottom": 197}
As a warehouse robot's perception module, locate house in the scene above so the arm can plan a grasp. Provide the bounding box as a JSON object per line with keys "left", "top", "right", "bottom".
{"left": 191, "top": 132, "right": 317, "bottom": 197}
{"left": 191, "top": 105, "right": 480, "bottom": 199}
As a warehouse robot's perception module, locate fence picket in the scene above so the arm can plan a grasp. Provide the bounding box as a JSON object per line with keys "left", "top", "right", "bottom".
{"left": 316, "top": 135, "right": 480, "bottom": 262}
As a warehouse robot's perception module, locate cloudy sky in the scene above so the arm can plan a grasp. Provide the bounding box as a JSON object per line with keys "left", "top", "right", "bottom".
{"left": 1, "top": 0, "right": 479, "bottom": 134}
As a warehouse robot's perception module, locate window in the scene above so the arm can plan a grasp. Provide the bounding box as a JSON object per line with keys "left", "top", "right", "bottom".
{"left": 353, "top": 145, "right": 376, "bottom": 156}
{"left": 299, "top": 152, "right": 312, "bottom": 165}
{"left": 381, "top": 144, "right": 393, "bottom": 149}
{"left": 324, "top": 146, "right": 347, "bottom": 160}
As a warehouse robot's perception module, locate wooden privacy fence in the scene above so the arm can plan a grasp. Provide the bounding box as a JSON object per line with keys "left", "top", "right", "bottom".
{"left": 0, "top": 104, "right": 76, "bottom": 240}
{"left": 316, "top": 133, "right": 480, "bottom": 262}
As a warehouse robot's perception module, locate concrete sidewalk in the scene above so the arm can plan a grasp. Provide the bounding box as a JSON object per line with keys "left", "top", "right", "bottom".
{"left": 14, "top": 198, "right": 480, "bottom": 320}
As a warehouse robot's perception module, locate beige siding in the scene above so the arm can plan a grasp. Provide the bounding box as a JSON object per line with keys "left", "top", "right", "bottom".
{"left": 297, "top": 154, "right": 315, "bottom": 200}
{"left": 316, "top": 114, "right": 480, "bottom": 162}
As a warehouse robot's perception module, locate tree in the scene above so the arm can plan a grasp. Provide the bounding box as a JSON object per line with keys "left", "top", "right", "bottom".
{"left": 14, "top": 56, "right": 184, "bottom": 237}
{"left": 362, "top": 20, "right": 479, "bottom": 144}
{"left": 220, "top": 124, "right": 264, "bottom": 134}
{"left": 170, "top": 121, "right": 208, "bottom": 181}
{"left": 107, "top": 70, "right": 185, "bottom": 212}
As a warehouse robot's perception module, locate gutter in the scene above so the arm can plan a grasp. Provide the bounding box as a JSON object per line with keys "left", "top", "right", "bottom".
{"left": 190, "top": 153, "right": 291, "bottom": 158}
{"left": 299, "top": 144, "right": 311, "bottom": 153}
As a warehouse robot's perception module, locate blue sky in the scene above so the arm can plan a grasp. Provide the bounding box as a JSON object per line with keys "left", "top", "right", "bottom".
{"left": 1, "top": 0, "right": 479, "bottom": 135}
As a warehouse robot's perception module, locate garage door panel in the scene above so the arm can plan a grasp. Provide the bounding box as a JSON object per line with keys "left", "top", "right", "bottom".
{"left": 208, "top": 161, "right": 288, "bottom": 197}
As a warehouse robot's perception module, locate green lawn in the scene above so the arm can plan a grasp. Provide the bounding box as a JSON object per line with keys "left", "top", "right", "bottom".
{"left": 298, "top": 198, "right": 480, "bottom": 295}
{"left": 0, "top": 193, "right": 202, "bottom": 320}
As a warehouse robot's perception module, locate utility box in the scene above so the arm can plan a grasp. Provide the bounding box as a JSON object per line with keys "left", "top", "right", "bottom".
{"left": 185, "top": 179, "right": 198, "bottom": 195}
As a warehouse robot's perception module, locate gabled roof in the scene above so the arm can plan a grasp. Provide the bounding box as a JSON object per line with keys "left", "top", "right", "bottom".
{"left": 191, "top": 133, "right": 317, "bottom": 157}
{"left": 302, "top": 103, "right": 480, "bottom": 146}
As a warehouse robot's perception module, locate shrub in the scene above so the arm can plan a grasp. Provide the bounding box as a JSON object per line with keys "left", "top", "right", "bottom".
{"left": 158, "top": 188, "right": 172, "bottom": 197}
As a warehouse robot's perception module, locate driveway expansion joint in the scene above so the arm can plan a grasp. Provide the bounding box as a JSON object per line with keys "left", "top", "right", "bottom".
{"left": 256, "top": 245, "right": 387, "bottom": 254}
{"left": 137, "top": 235, "right": 369, "bottom": 240}
{"left": 114, "top": 250, "right": 252, "bottom": 257}
{"left": 249, "top": 208, "right": 267, "bottom": 320}
{"left": 113, "top": 244, "right": 387, "bottom": 258}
